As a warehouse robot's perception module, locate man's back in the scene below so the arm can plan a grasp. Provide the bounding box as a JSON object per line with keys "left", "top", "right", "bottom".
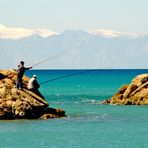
{"left": 17, "top": 64, "right": 25, "bottom": 77}
{"left": 28, "top": 77, "right": 40, "bottom": 90}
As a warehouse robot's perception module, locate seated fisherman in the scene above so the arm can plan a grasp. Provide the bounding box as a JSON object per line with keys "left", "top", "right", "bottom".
{"left": 28, "top": 75, "right": 45, "bottom": 99}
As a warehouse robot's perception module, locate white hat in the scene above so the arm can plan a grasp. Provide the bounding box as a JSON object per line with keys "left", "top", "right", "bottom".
{"left": 33, "top": 75, "right": 37, "bottom": 78}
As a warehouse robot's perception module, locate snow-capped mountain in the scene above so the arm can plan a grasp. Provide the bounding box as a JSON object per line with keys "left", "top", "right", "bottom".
{"left": 0, "top": 24, "right": 146, "bottom": 39}
{"left": 0, "top": 24, "right": 58, "bottom": 39}
{"left": 0, "top": 25, "right": 148, "bottom": 69}
{"left": 89, "top": 29, "right": 141, "bottom": 38}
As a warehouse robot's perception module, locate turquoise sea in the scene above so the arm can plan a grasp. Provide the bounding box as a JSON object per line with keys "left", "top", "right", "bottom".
{"left": 1, "top": 69, "right": 148, "bottom": 148}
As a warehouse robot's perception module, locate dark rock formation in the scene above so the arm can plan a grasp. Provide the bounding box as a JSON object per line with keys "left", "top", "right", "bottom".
{"left": 103, "top": 74, "right": 148, "bottom": 105}
{"left": 0, "top": 69, "right": 66, "bottom": 119}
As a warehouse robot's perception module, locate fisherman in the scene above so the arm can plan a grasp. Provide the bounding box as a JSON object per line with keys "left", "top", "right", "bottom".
{"left": 28, "top": 75, "right": 40, "bottom": 91}
{"left": 16, "top": 61, "right": 32, "bottom": 89}
{"left": 28, "top": 75, "right": 45, "bottom": 99}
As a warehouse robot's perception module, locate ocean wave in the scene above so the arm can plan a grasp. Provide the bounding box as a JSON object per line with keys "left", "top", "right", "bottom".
{"left": 49, "top": 99, "right": 101, "bottom": 105}
{"left": 45, "top": 94, "right": 108, "bottom": 105}
{"left": 66, "top": 113, "right": 109, "bottom": 120}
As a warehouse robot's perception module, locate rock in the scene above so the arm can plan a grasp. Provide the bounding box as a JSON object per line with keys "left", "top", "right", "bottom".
{"left": 103, "top": 74, "right": 148, "bottom": 105}
{"left": 0, "top": 69, "right": 66, "bottom": 119}
{"left": 39, "top": 108, "right": 66, "bottom": 119}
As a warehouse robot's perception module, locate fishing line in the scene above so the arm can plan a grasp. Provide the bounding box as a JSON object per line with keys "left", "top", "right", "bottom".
{"left": 40, "top": 69, "right": 97, "bottom": 85}
{"left": 31, "top": 49, "right": 74, "bottom": 68}
{"left": 30, "top": 48, "right": 97, "bottom": 85}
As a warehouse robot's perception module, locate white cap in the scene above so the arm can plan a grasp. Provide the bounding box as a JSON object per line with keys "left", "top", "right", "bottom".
{"left": 33, "top": 75, "right": 37, "bottom": 78}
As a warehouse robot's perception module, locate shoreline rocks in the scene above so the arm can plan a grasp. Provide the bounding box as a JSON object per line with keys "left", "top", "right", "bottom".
{"left": 0, "top": 69, "right": 66, "bottom": 119}
{"left": 103, "top": 74, "right": 148, "bottom": 105}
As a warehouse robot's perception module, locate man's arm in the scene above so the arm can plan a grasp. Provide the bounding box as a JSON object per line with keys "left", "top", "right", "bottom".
{"left": 24, "top": 66, "right": 32, "bottom": 70}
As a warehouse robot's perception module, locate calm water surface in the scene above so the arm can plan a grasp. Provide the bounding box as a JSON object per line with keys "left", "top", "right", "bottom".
{"left": 0, "top": 69, "right": 148, "bottom": 148}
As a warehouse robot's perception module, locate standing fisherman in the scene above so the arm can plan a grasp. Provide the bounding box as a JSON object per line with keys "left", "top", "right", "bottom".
{"left": 16, "top": 61, "right": 32, "bottom": 89}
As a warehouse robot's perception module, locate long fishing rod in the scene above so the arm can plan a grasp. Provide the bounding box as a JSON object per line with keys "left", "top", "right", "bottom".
{"left": 40, "top": 69, "right": 97, "bottom": 85}
{"left": 31, "top": 49, "right": 73, "bottom": 68}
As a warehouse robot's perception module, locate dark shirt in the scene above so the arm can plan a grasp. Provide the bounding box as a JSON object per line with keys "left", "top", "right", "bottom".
{"left": 17, "top": 64, "right": 30, "bottom": 77}
{"left": 33, "top": 79, "right": 40, "bottom": 89}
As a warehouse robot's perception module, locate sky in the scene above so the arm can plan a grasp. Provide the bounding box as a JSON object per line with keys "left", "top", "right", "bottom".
{"left": 0, "top": 0, "right": 148, "bottom": 33}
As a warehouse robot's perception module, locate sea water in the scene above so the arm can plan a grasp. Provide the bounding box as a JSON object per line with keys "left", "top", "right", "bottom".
{"left": 0, "top": 69, "right": 148, "bottom": 148}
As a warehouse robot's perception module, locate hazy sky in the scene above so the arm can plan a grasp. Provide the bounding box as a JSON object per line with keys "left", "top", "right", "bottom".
{"left": 0, "top": 0, "right": 148, "bottom": 33}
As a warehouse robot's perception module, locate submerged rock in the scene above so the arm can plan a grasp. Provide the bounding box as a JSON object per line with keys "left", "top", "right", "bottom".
{"left": 0, "top": 69, "right": 66, "bottom": 119}
{"left": 103, "top": 74, "right": 148, "bottom": 105}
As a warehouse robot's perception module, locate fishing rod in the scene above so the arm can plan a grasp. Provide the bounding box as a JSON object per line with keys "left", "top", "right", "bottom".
{"left": 39, "top": 69, "right": 97, "bottom": 85}
{"left": 31, "top": 49, "right": 74, "bottom": 68}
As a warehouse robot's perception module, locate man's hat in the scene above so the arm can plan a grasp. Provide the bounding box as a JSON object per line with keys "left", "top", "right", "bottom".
{"left": 20, "top": 61, "right": 24, "bottom": 64}
{"left": 33, "top": 75, "right": 37, "bottom": 78}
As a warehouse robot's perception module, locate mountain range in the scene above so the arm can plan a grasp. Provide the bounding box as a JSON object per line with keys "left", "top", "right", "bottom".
{"left": 0, "top": 24, "right": 148, "bottom": 69}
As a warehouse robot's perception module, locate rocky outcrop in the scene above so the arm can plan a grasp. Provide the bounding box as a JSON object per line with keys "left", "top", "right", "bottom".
{"left": 103, "top": 74, "right": 148, "bottom": 105}
{"left": 0, "top": 69, "right": 66, "bottom": 119}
